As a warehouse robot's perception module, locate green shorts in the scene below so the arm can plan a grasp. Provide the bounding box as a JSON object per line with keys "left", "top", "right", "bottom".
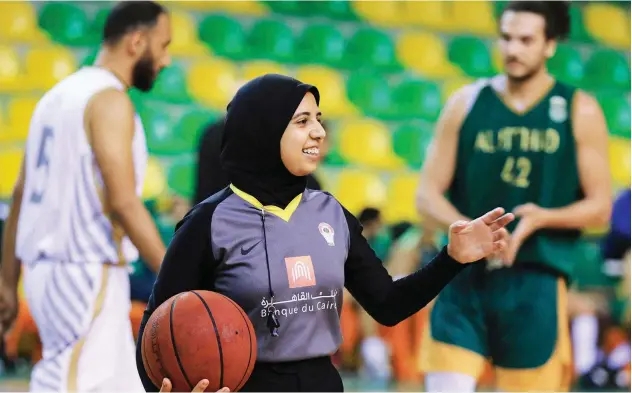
{"left": 420, "top": 263, "right": 572, "bottom": 391}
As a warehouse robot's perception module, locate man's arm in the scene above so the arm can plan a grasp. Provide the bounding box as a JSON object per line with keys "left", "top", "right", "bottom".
{"left": 416, "top": 86, "right": 472, "bottom": 229}
{"left": 86, "top": 89, "right": 165, "bottom": 272}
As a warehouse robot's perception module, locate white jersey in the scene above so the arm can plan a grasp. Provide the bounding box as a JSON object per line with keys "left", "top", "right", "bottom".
{"left": 16, "top": 67, "right": 148, "bottom": 265}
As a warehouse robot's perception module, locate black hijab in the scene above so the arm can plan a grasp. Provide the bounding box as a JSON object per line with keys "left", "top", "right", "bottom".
{"left": 220, "top": 74, "right": 320, "bottom": 209}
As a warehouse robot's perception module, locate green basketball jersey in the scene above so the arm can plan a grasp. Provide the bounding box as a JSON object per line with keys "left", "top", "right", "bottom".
{"left": 448, "top": 79, "right": 583, "bottom": 278}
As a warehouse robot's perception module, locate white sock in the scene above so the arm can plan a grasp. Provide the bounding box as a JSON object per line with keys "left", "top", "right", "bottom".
{"left": 572, "top": 314, "right": 599, "bottom": 374}
{"left": 425, "top": 372, "right": 476, "bottom": 392}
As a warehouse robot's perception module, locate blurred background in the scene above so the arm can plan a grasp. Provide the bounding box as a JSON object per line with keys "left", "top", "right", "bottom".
{"left": 0, "top": 0, "right": 629, "bottom": 391}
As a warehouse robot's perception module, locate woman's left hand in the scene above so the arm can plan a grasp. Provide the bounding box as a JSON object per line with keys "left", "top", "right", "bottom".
{"left": 447, "top": 207, "right": 515, "bottom": 264}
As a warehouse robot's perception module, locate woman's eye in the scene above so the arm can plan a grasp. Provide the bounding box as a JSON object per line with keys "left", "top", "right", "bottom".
{"left": 298, "top": 118, "right": 308, "bottom": 125}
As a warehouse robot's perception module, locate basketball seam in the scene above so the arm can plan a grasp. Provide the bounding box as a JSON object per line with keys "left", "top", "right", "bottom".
{"left": 191, "top": 291, "right": 225, "bottom": 391}
{"left": 170, "top": 295, "right": 195, "bottom": 391}
{"left": 141, "top": 332, "right": 162, "bottom": 388}
{"left": 224, "top": 296, "right": 254, "bottom": 391}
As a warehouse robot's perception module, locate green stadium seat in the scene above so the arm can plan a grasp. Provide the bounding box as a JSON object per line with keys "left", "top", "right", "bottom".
{"left": 346, "top": 72, "right": 393, "bottom": 119}
{"left": 392, "top": 122, "right": 434, "bottom": 169}
{"left": 198, "top": 14, "right": 247, "bottom": 60}
{"left": 167, "top": 156, "right": 196, "bottom": 199}
{"left": 174, "top": 108, "right": 219, "bottom": 149}
{"left": 323, "top": 138, "right": 346, "bottom": 167}
{"left": 140, "top": 107, "right": 191, "bottom": 156}
{"left": 599, "top": 94, "right": 631, "bottom": 139}
{"left": 584, "top": 49, "right": 631, "bottom": 90}
{"left": 295, "top": 24, "right": 345, "bottom": 67}
{"left": 547, "top": 44, "right": 584, "bottom": 86}
{"left": 569, "top": 5, "right": 593, "bottom": 43}
{"left": 448, "top": 36, "right": 494, "bottom": 78}
{"left": 342, "top": 27, "right": 399, "bottom": 72}
{"left": 391, "top": 78, "right": 442, "bottom": 121}
{"left": 150, "top": 63, "right": 190, "bottom": 104}
{"left": 312, "top": 0, "right": 357, "bottom": 20}
{"left": 248, "top": 19, "right": 295, "bottom": 63}
{"left": 90, "top": 8, "right": 110, "bottom": 42}
{"left": 262, "top": 1, "right": 301, "bottom": 15}
{"left": 38, "top": 2, "right": 94, "bottom": 46}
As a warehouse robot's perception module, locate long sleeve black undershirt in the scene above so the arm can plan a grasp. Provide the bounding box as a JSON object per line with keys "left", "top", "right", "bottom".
{"left": 136, "top": 196, "right": 467, "bottom": 391}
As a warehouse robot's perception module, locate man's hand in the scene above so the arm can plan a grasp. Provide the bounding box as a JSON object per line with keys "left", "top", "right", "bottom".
{"left": 159, "top": 378, "right": 230, "bottom": 393}
{"left": 447, "top": 207, "right": 515, "bottom": 264}
{"left": 0, "top": 278, "right": 18, "bottom": 336}
{"left": 503, "top": 203, "right": 548, "bottom": 265}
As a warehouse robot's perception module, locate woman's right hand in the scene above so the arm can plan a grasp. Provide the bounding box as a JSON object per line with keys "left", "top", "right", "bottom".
{"left": 159, "top": 378, "right": 230, "bottom": 392}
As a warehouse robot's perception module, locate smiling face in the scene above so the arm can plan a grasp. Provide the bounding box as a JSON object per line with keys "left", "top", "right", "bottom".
{"left": 280, "top": 92, "right": 326, "bottom": 176}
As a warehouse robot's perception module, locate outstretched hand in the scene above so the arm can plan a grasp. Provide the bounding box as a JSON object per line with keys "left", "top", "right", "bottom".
{"left": 159, "top": 378, "right": 230, "bottom": 393}
{"left": 447, "top": 207, "right": 515, "bottom": 264}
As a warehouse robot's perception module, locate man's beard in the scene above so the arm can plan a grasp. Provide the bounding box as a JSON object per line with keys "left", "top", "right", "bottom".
{"left": 506, "top": 60, "right": 545, "bottom": 83}
{"left": 132, "top": 53, "right": 157, "bottom": 92}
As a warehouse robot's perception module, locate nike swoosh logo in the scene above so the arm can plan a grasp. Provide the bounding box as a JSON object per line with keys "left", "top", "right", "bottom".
{"left": 241, "top": 241, "right": 261, "bottom": 256}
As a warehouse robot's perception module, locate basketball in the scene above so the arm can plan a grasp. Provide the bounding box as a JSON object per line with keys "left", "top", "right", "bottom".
{"left": 141, "top": 290, "right": 257, "bottom": 392}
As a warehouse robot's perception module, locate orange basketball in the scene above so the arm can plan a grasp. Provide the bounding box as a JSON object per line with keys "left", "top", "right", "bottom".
{"left": 141, "top": 290, "right": 257, "bottom": 392}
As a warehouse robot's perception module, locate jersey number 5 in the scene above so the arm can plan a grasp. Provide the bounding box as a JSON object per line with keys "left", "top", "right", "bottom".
{"left": 30, "top": 126, "right": 54, "bottom": 204}
{"left": 501, "top": 156, "right": 531, "bottom": 188}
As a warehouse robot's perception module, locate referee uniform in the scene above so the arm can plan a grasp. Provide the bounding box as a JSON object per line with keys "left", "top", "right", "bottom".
{"left": 136, "top": 74, "right": 467, "bottom": 392}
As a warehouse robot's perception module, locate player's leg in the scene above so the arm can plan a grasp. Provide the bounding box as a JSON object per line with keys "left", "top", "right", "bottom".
{"left": 420, "top": 266, "right": 488, "bottom": 392}
{"left": 490, "top": 269, "right": 572, "bottom": 392}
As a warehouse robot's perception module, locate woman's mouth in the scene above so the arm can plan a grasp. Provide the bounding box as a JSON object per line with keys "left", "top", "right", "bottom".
{"left": 302, "top": 147, "right": 320, "bottom": 158}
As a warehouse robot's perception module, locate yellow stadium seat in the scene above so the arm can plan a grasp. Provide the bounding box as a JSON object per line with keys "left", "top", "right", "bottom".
{"left": 142, "top": 157, "right": 167, "bottom": 200}
{"left": 0, "top": 149, "right": 23, "bottom": 200}
{"left": 338, "top": 118, "right": 404, "bottom": 170}
{"left": 492, "top": 45, "right": 504, "bottom": 73}
{"left": 609, "top": 137, "right": 631, "bottom": 188}
{"left": 0, "top": 46, "right": 23, "bottom": 92}
{"left": 170, "top": 0, "right": 268, "bottom": 16}
{"left": 396, "top": 31, "right": 460, "bottom": 79}
{"left": 294, "top": 65, "right": 357, "bottom": 118}
{"left": 441, "top": 77, "right": 475, "bottom": 103}
{"left": 187, "top": 58, "right": 240, "bottom": 110}
{"left": 584, "top": 4, "right": 631, "bottom": 50}
{"left": 7, "top": 97, "right": 39, "bottom": 141}
{"left": 351, "top": 1, "right": 401, "bottom": 28}
{"left": 169, "top": 11, "right": 211, "bottom": 57}
{"left": 449, "top": 1, "right": 497, "bottom": 36}
{"left": 383, "top": 173, "right": 420, "bottom": 224}
{"left": 334, "top": 169, "right": 387, "bottom": 215}
{"left": 25, "top": 46, "right": 76, "bottom": 90}
{"left": 241, "top": 60, "right": 289, "bottom": 81}
{"left": 0, "top": 2, "right": 48, "bottom": 44}
{"left": 400, "top": 1, "right": 451, "bottom": 31}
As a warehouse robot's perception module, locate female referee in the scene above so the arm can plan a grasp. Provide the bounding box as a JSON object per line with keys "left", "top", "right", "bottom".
{"left": 136, "top": 74, "right": 514, "bottom": 392}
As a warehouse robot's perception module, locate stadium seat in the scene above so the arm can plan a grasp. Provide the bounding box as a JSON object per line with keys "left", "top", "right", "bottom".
{"left": 399, "top": 2, "right": 451, "bottom": 31}
{"left": 295, "top": 65, "right": 355, "bottom": 118}
{"left": 569, "top": 5, "right": 593, "bottom": 43}
{"left": 140, "top": 106, "right": 193, "bottom": 156}
{"left": 0, "top": 2, "right": 48, "bottom": 44}
{"left": 441, "top": 77, "right": 474, "bottom": 103}
{"left": 599, "top": 94, "right": 631, "bottom": 139}
{"left": 343, "top": 27, "right": 399, "bottom": 72}
{"left": 0, "top": 46, "right": 23, "bottom": 93}
{"left": 584, "top": 3, "right": 630, "bottom": 50}
{"left": 142, "top": 157, "right": 166, "bottom": 200}
{"left": 24, "top": 46, "right": 77, "bottom": 90}
{"left": 248, "top": 19, "right": 295, "bottom": 64}
{"left": 350, "top": 1, "right": 401, "bottom": 28}
{"left": 262, "top": 0, "right": 302, "bottom": 15}
{"left": 383, "top": 173, "right": 420, "bottom": 224}
{"left": 391, "top": 78, "right": 442, "bottom": 121}
{"left": 449, "top": 1, "right": 497, "bottom": 36}
{"left": 198, "top": 14, "right": 247, "bottom": 60}
{"left": 609, "top": 137, "right": 631, "bottom": 188}
{"left": 392, "top": 122, "right": 434, "bottom": 169}
{"left": 174, "top": 108, "right": 219, "bottom": 149}
{"left": 396, "top": 31, "right": 459, "bottom": 79}
{"left": 295, "top": 24, "right": 346, "bottom": 68}
{"left": 334, "top": 169, "right": 387, "bottom": 216}
{"left": 167, "top": 156, "right": 196, "bottom": 200}
{"left": 38, "top": 2, "right": 93, "bottom": 46}
{"left": 168, "top": 10, "right": 210, "bottom": 57}
{"left": 187, "top": 58, "right": 240, "bottom": 110}
{"left": 448, "top": 36, "right": 494, "bottom": 78}
{"left": 311, "top": 0, "right": 357, "bottom": 20}
{"left": 491, "top": 45, "right": 503, "bottom": 73}
{"left": 338, "top": 118, "right": 403, "bottom": 170}
{"left": 547, "top": 44, "right": 585, "bottom": 86}
{"left": 345, "top": 71, "right": 393, "bottom": 119}
{"left": 214, "top": 0, "right": 269, "bottom": 16}
{"left": 584, "top": 49, "right": 631, "bottom": 91}
{"left": 241, "top": 60, "right": 289, "bottom": 81}
{"left": 151, "top": 63, "right": 191, "bottom": 104}
{"left": 7, "top": 97, "right": 39, "bottom": 141}
{"left": 0, "top": 149, "right": 23, "bottom": 200}
{"left": 88, "top": 8, "right": 110, "bottom": 43}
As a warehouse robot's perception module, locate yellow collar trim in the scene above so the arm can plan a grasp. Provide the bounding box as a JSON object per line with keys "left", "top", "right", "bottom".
{"left": 230, "top": 184, "right": 302, "bottom": 222}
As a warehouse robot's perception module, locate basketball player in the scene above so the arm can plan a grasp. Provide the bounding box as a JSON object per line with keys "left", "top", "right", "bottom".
{"left": 416, "top": 2, "right": 612, "bottom": 391}
{"left": 0, "top": 2, "right": 174, "bottom": 391}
